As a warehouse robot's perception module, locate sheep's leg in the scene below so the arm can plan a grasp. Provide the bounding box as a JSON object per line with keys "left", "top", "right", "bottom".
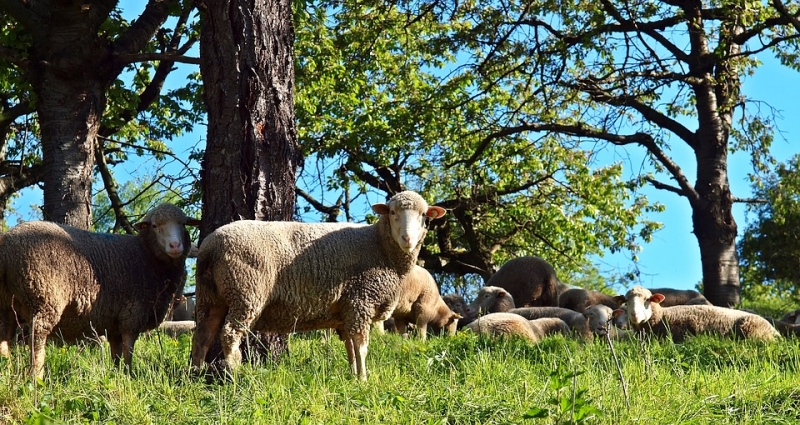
{"left": 29, "top": 315, "right": 51, "bottom": 380}
{"left": 190, "top": 305, "right": 227, "bottom": 368}
{"left": 342, "top": 335, "right": 357, "bottom": 375}
{"left": 394, "top": 319, "right": 410, "bottom": 337}
{"left": 0, "top": 310, "right": 14, "bottom": 357}
{"left": 417, "top": 322, "right": 428, "bottom": 341}
{"left": 352, "top": 330, "right": 369, "bottom": 381}
{"left": 108, "top": 334, "right": 123, "bottom": 365}
{"left": 121, "top": 333, "right": 137, "bottom": 370}
{"left": 219, "top": 305, "right": 257, "bottom": 369}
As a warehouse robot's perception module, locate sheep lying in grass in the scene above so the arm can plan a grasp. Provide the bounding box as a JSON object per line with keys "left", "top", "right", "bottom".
{"left": 0, "top": 203, "right": 199, "bottom": 378}
{"left": 486, "top": 256, "right": 560, "bottom": 307}
{"left": 158, "top": 320, "right": 196, "bottom": 338}
{"left": 189, "top": 191, "right": 446, "bottom": 380}
{"left": 779, "top": 308, "right": 800, "bottom": 325}
{"left": 583, "top": 304, "right": 632, "bottom": 339}
{"left": 465, "top": 313, "right": 569, "bottom": 343}
{"left": 617, "top": 286, "right": 780, "bottom": 342}
{"left": 645, "top": 287, "right": 710, "bottom": 306}
{"left": 465, "top": 286, "right": 516, "bottom": 320}
{"left": 508, "top": 307, "right": 592, "bottom": 339}
{"left": 558, "top": 288, "right": 620, "bottom": 313}
{"left": 382, "top": 266, "right": 461, "bottom": 340}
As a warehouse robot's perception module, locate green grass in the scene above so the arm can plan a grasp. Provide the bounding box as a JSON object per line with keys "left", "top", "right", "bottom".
{"left": 2, "top": 330, "right": 800, "bottom": 424}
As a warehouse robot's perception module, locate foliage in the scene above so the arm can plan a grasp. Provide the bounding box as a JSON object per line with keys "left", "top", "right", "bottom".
{"left": 739, "top": 154, "right": 800, "bottom": 302}
{"left": 2, "top": 329, "right": 800, "bottom": 423}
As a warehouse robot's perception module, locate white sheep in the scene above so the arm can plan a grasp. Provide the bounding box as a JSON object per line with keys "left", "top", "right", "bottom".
{"left": 613, "top": 287, "right": 710, "bottom": 307}
{"left": 189, "top": 190, "right": 446, "bottom": 380}
{"left": 618, "top": 286, "right": 779, "bottom": 342}
{"left": 583, "top": 304, "right": 632, "bottom": 339}
{"left": 0, "top": 203, "right": 199, "bottom": 378}
{"left": 382, "top": 266, "right": 460, "bottom": 340}
{"left": 465, "top": 312, "right": 569, "bottom": 343}
{"left": 157, "top": 320, "right": 197, "bottom": 338}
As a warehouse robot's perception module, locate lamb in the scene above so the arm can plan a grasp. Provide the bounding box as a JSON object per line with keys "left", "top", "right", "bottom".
{"left": 442, "top": 294, "right": 469, "bottom": 328}
{"left": 464, "top": 286, "right": 516, "bottom": 320}
{"left": 383, "top": 266, "right": 460, "bottom": 340}
{"left": 485, "top": 256, "right": 560, "bottom": 307}
{"left": 465, "top": 312, "right": 569, "bottom": 343}
{"left": 189, "top": 190, "right": 446, "bottom": 380}
{"left": 617, "top": 286, "right": 780, "bottom": 342}
{"left": 558, "top": 288, "right": 620, "bottom": 313}
{"left": 0, "top": 203, "right": 199, "bottom": 378}
{"left": 508, "top": 307, "right": 592, "bottom": 339}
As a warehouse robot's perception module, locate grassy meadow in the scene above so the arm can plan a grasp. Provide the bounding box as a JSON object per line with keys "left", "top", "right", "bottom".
{"left": 1, "top": 322, "right": 800, "bottom": 425}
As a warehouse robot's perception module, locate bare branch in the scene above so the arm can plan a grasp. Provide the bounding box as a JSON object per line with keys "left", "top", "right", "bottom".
{"left": 296, "top": 188, "right": 343, "bottom": 222}
{"left": 114, "top": 0, "right": 179, "bottom": 56}
{"left": 94, "top": 140, "right": 136, "bottom": 234}
{"left": 114, "top": 53, "right": 201, "bottom": 65}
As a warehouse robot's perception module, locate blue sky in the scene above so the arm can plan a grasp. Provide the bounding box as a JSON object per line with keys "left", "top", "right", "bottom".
{"left": 7, "top": 5, "right": 800, "bottom": 293}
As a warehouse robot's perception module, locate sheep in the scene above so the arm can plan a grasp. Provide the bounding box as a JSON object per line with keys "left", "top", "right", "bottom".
{"left": 464, "top": 286, "right": 516, "bottom": 320}
{"left": 465, "top": 313, "right": 569, "bottom": 343}
{"left": 508, "top": 307, "right": 592, "bottom": 339}
{"left": 442, "top": 294, "right": 469, "bottom": 327}
{"left": 485, "top": 256, "right": 560, "bottom": 307}
{"left": 383, "top": 266, "right": 460, "bottom": 340}
{"left": 189, "top": 190, "right": 446, "bottom": 380}
{"left": 617, "top": 286, "right": 780, "bottom": 342}
{"left": 583, "top": 304, "right": 633, "bottom": 339}
{"left": 558, "top": 288, "right": 620, "bottom": 313}
{"left": 0, "top": 203, "right": 199, "bottom": 378}
{"left": 169, "top": 294, "right": 195, "bottom": 321}
{"left": 646, "top": 287, "right": 711, "bottom": 307}
{"left": 766, "top": 317, "right": 800, "bottom": 338}
{"left": 778, "top": 308, "right": 800, "bottom": 325}
{"left": 157, "top": 320, "right": 196, "bottom": 338}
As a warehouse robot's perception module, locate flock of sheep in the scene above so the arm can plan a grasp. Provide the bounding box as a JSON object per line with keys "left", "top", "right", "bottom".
{"left": 0, "top": 191, "right": 797, "bottom": 382}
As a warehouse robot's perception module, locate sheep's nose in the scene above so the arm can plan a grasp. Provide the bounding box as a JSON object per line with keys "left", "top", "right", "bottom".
{"left": 402, "top": 234, "right": 411, "bottom": 243}
{"left": 169, "top": 241, "right": 182, "bottom": 249}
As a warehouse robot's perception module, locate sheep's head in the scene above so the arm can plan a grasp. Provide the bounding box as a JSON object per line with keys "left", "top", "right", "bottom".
{"left": 135, "top": 203, "right": 201, "bottom": 260}
{"left": 465, "top": 286, "right": 515, "bottom": 318}
{"left": 584, "top": 304, "right": 614, "bottom": 336}
{"left": 371, "top": 191, "right": 446, "bottom": 254}
{"left": 443, "top": 294, "right": 468, "bottom": 317}
{"left": 618, "top": 286, "right": 665, "bottom": 326}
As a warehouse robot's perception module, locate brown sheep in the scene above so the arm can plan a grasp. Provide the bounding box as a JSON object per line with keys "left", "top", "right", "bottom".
{"left": 647, "top": 287, "right": 711, "bottom": 307}
{"left": 465, "top": 313, "right": 569, "bottom": 343}
{"left": 442, "top": 294, "right": 469, "bottom": 327}
{"left": 0, "top": 203, "right": 199, "bottom": 378}
{"left": 778, "top": 308, "right": 800, "bottom": 325}
{"left": 508, "top": 307, "right": 591, "bottom": 339}
{"left": 384, "top": 266, "right": 461, "bottom": 340}
{"left": 465, "top": 286, "right": 516, "bottom": 320}
{"left": 618, "top": 286, "right": 779, "bottom": 342}
{"left": 558, "top": 288, "right": 620, "bottom": 313}
{"left": 486, "top": 256, "right": 560, "bottom": 307}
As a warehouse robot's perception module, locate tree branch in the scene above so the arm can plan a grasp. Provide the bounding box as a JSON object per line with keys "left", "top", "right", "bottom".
{"left": 113, "top": 52, "right": 201, "bottom": 65}
{"left": 114, "top": 0, "right": 179, "bottom": 56}
{"left": 296, "top": 188, "right": 343, "bottom": 222}
{"left": 94, "top": 140, "right": 136, "bottom": 234}
{"left": 0, "top": 0, "right": 41, "bottom": 30}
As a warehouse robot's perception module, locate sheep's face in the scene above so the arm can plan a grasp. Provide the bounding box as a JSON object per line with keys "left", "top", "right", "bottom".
{"left": 443, "top": 295, "right": 468, "bottom": 317}
{"left": 465, "top": 286, "right": 514, "bottom": 318}
{"left": 135, "top": 204, "right": 200, "bottom": 260}
{"left": 584, "top": 305, "right": 613, "bottom": 335}
{"left": 623, "top": 286, "right": 665, "bottom": 325}
{"left": 372, "top": 191, "right": 446, "bottom": 254}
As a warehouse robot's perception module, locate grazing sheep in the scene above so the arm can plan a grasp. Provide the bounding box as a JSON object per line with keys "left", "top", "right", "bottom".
{"left": 385, "top": 266, "right": 460, "bottom": 340}
{"left": 0, "top": 203, "right": 199, "bottom": 378}
{"left": 465, "top": 286, "right": 516, "bottom": 320}
{"left": 508, "top": 307, "right": 591, "bottom": 339}
{"left": 558, "top": 288, "right": 620, "bottom": 313}
{"left": 442, "top": 294, "right": 469, "bottom": 327}
{"left": 486, "top": 256, "right": 560, "bottom": 307}
{"left": 157, "top": 320, "right": 196, "bottom": 338}
{"left": 583, "top": 304, "right": 633, "bottom": 339}
{"left": 189, "top": 191, "right": 446, "bottom": 380}
{"left": 465, "top": 313, "right": 569, "bottom": 343}
{"left": 618, "top": 286, "right": 779, "bottom": 342}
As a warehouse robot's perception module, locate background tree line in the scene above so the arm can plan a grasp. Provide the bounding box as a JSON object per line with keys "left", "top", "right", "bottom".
{"left": 1, "top": 0, "right": 799, "bottom": 306}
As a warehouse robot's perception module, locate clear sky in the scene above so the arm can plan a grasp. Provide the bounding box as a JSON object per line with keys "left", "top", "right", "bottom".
{"left": 7, "top": 6, "right": 800, "bottom": 293}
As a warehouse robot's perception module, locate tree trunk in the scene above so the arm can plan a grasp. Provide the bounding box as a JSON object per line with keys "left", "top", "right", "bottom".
{"left": 198, "top": 0, "right": 298, "bottom": 241}
{"left": 28, "top": 5, "right": 116, "bottom": 228}
{"left": 198, "top": 0, "right": 299, "bottom": 364}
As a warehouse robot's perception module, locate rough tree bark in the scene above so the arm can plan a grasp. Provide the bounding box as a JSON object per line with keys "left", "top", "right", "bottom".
{"left": 197, "top": 0, "right": 299, "bottom": 363}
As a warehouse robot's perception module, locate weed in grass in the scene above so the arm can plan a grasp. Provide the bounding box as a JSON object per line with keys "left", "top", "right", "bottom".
{"left": 522, "top": 365, "right": 602, "bottom": 424}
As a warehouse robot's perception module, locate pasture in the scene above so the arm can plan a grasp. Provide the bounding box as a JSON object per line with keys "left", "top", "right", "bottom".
{"left": 2, "top": 326, "right": 799, "bottom": 424}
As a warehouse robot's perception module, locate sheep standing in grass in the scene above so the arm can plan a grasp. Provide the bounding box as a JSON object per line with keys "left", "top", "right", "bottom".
{"left": 465, "top": 313, "right": 569, "bottom": 343}
{"left": 618, "top": 286, "right": 779, "bottom": 342}
{"left": 486, "top": 256, "right": 560, "bottom": 307}
{"left": 508, "top": 307, "right": 592, "bottom": 339}
{"left": 189, "top": 191, "right": 446, "bottom": 380}
{"left": 384, "top": 266, "right": 460, "bottom": 340}
{"left": 0, "top": 203, "right": 199, "bottom": 378}
{"left": 464, "top": 286, "right": 516, "bottom": 320}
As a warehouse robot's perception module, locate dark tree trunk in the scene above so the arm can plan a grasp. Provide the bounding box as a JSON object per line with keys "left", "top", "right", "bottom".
{"left": 198, "top": 0, "right": 299, "bottom": 363}
{"left": 198, "top": 0, "right": 298, "bottom": 242}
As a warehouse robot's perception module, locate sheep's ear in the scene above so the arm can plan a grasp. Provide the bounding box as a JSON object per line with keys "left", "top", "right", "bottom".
{"left": 426, "top": 206, "right": 447, "bottom": 219}
{"left": 613, "top": 295, "right": 626, "bottom": 305}
{"left": 650, "top": 293, "right": 666, "bottom": 304}
{"left": 186, "top": 218, "right": 201, "bottom": 227}
{"left": 371, "top": 203, "right": 390, "bottom": 215}
{"left": 612, "top": 309, "right": 626, "bottom": 318}
{"left": 454, "top": 312, "right": 463, "bottom": 319}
